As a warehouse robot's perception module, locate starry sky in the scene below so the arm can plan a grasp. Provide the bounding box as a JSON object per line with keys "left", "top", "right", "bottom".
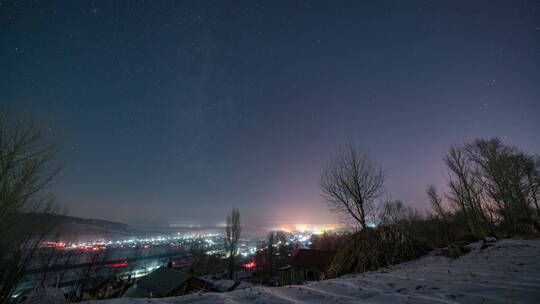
{"left": 1, "top": 1, "right": 539, "bottom": 230}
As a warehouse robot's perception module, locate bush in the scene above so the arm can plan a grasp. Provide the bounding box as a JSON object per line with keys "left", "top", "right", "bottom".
{"left": 310, "top": 232, "right": 349, "bottom": 251}
{"left": 325, "top": 227, "right": 430, "bottom": 278}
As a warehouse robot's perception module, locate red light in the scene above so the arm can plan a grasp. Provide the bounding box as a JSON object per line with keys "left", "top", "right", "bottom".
{"left": 109, "top": 261, "right": 128, "bottom": 268}
{"left": 244, "top": 261, "right": 256, "bottom": 269}
{"left": 143, "top": 244, "right": 150, "bottom": 249}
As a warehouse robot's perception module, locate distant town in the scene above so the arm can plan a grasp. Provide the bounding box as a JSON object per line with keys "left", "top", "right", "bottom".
{"left": 15, "top": 224, "right": 344, "bottom": 300}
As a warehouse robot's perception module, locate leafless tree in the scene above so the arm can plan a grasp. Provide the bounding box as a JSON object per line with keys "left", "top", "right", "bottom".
{"left": 225, "top": 208, "right": 241, "bottom": 279}
{"left": 426, "top": 184, "right": 446, "bottom": 220}
{"left": 68, "top": 248, "right": 110, "bottom": 302}
{"left": 378, "top": 200, "right": 407, "bottom": 226}
{"left": 264, "top": 232, "right": 276, "bottom": 280}
{"left": 33, "top": 238, "right": 81, "bottom": 291}
{"left": 53, "top": 247, "right": 82, "bottom": 289}
{"left": 437, "top": 138, "right": 539, "bottom": 236}
{"left": 445, "top": 146, "right": 489, "bottom": 235}
{"left": 0, "top": 113, "right": 61, "bottom": 301}
{"left": 37, "top": 244, "right": 62, "bottom": 287}
{"left": 464, "top": 139, "right": 535, "bottom": 233}
{"left": 262, "top": 231, "right": 287, "bottom": 282}
{"left": 425, "top": 184, "right": 454, "bottom": 244}
{"left": 378, "top": 199, "right": 422, "bottom": 230}
{"left": 524, "top": 156, "right": 540, "bottom": 219}
{"left": 321, "top": 145, "right": 385, "bottom": 229}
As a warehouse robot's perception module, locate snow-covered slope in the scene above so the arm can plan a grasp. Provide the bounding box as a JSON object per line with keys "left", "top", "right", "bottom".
{"left": 92, "top": 238, "right": 540, "bottom": 304}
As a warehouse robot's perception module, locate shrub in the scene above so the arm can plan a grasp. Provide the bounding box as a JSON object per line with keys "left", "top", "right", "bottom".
{"left": 325, "top": 227, "right": 430, "bottom": 278}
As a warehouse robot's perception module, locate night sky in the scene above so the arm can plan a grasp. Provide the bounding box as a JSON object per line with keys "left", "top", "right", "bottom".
{"left": 1, "top": 1, "right": 539, "bottom": 230}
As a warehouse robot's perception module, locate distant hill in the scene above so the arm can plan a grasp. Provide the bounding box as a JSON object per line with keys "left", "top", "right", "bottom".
{"left": 15, "top": 213, "right": 231, "bottom": 242}
{"left": 17, "top": 213, "right": 132, "bottom": 241}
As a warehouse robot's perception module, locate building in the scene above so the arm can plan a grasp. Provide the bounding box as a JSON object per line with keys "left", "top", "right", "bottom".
{"left": 123, "top": 267, "right": 212, "bottom": 298}
{"left": 279, "top": 249, "right": 336, "bottom": 285}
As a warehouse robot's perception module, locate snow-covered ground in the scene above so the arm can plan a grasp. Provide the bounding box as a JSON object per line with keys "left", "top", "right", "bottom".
{"left": 91, "top": 238, "right": 540, "bottom": 304}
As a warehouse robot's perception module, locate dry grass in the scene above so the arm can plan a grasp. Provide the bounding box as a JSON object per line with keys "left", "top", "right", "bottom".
{"left": 325, "top": 227, "right": 430, "bottom": 278}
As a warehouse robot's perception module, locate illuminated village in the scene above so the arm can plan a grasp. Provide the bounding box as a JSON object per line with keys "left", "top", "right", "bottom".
{"left": 14, "top": 225, "right": 343, "bottom": 300}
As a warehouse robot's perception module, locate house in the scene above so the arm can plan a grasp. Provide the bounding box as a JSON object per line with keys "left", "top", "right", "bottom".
{"left": 279, "top": 249, "right": 336, "bottom": 285}
{"left": 123, "top": 267, "right": 212, "bottom": 298}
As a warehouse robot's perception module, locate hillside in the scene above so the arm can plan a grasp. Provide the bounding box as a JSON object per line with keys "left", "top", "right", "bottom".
{"left": 17, "top": 213, "right": 131, "bottom": 241}
{"left": 93, "top": 238, "right": 540, "bottom": 303}
{"left": 22, "top": 214, "right": 220, "bottom": 241}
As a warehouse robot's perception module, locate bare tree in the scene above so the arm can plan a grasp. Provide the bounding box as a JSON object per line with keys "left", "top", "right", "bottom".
{"left": 378, "top": 200, "right": 407, "bottom": 226}
{"left": 53, "top": 246, "right": 82, "bottom": 289}
{"left": 445, "top": 146, "right": 489, "bottom": 235}
{"left": 225, "top": 208, "right": 241, "bottom": 279}
{"left": 524, "top": 156, "right": 540, "bottom": 219}
{"left": 68, "top": 248, "right": 110, "bottom": 302}
{"left": 0, "top": 113, "right": 61, "bottom": 301}
{"left": 321, "top": 145, "right": 385, "bottom": 229}
{"left": 37, "top": 243, "right": 62, "bottom": 287}
{"left": 264, "top": 232, "right": 276, "bottom": 281}
{"left": 31, "top": 238, "right": 80, "bottom": 291}
{"left": 464, "top": 139, "right": 534, "bottom": 233}
{"left": 261, "top": 231, "right": 287, "bottom": 283}
{"left": 425, "top": 184, "right": 453, "bottom": 244}
{"left": 426, "top": 184, "right": 446, "bottom": 220}
{"left": 437, "top": 138, "right": 539, "bottom": 236}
